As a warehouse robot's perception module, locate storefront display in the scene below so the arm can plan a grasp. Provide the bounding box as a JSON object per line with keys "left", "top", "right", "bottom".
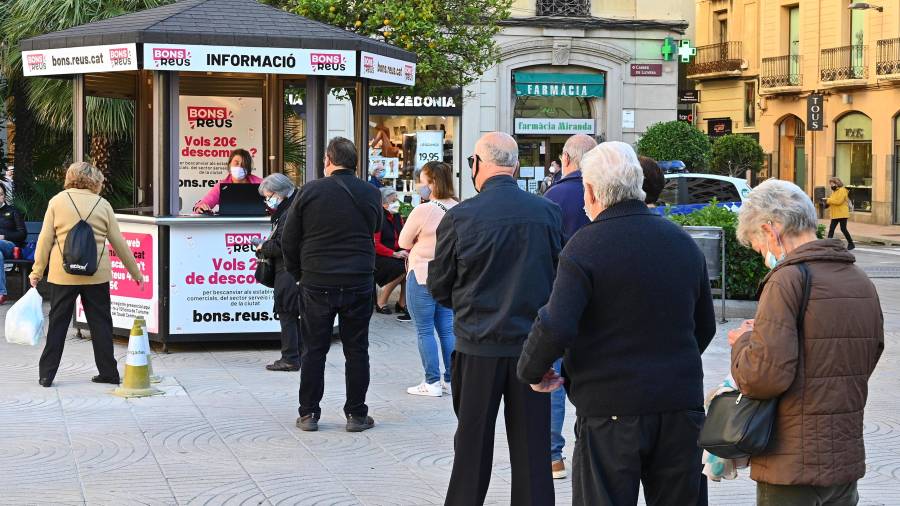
{"left": 835, "top": 113, "right": 873, "bottom": 212}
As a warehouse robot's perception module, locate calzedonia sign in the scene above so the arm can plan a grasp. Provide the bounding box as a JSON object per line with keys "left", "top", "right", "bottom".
{"left": 369, "top": 88, "right": 462, "bottom": 116}
{"left": 360, "top": 51, "right": 416, "bottom": 86}
{"left": 515, "top": 118, "right": 595, "bottom": 135}
{"left": 144, "top": 44, "right": 356, "bottom": 76}
{"left": 23, "top": 44, "right": 138, "bottom": 76}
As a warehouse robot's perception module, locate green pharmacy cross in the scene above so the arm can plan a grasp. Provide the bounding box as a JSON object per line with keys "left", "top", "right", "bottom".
{"left": 661, "top": 37, "right": 676, "bottom": 61}
{"left": 677, "top": 40, "right": 697, "bottom": 63}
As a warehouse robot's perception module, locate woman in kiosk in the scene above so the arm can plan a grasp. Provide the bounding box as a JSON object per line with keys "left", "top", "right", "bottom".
{"left": 193, "top": 148, "right": 263, "bottom": 214}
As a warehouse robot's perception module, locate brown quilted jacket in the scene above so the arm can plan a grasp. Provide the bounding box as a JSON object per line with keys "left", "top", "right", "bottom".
{"left": 731, "top": 239, "right": 884, "bottom": 486}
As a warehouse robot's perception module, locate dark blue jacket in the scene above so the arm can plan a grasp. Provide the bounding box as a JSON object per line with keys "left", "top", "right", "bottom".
{"left": 428, "top": 176, "right": 563, "bottom": 357}
{"left": 517, "top": 200, "right": 716, "bottom": 417}
{"left": 543, "top": 170, "right": 589, "bottom": 244}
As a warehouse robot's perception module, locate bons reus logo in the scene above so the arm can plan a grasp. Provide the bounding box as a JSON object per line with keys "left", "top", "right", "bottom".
{"left": 225, "top": 233, "right": 262, "bottom": 253}
{"left": 152, "top": 47, "right": 191, "bottom": 68}
{"left": 187, "top": 106, "right": 234, "bottom": 129}
{"left": 310, "top": 52, "right": 347, "bottom": 72}
{"left": 109, "top": 47, "right": 133, "bottom": 68}
{"left": 26, "top": 53, "right": 47, "bottom": 72}
{"left": 363, "top": 55, "right": 375, "bottom": 75}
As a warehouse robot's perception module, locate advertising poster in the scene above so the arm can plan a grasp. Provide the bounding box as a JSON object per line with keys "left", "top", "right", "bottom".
{"left": 369, "top": 156, "right": 400, "bottom": 179}
{"left": 178, "top": 96, "right": 263, "bottom": 214}
{"left": 414, "top": 131, "right": 444, "bottom": 170}
{"left": 168, "top": 224, "right": 279, "bottom": 335}
{"left": 76, "top": 223, "right": 158, "bottom": 333}
{"left": 23, "top": 44, "right": 137, "bottom": 77}
{"left": 144, "top": 44, "right": 356, "bottom": 76}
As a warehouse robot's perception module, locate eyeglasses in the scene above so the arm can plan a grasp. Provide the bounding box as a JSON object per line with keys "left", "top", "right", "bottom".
{"left": 467, "top": 154, "right": 481, "bottom": 169}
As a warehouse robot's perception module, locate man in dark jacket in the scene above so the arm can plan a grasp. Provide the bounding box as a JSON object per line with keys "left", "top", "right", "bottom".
{"left": 282, "top": 137, "right": 383, "bottom": 433}
{"left": 541, "top": 133, "right": 597, "bottom": 480}
{"left": 517, "top": 142, "right": 716, "bottom": 506}
{"left": 0, "top": 184, "right": 26, "bottom": 305}
{"left": 429, "top": 131, "right": 562, "bottom": 506}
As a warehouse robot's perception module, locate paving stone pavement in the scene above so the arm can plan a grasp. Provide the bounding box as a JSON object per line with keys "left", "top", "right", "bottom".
{"left": 1, "top": 277, "right": 898, "bottom": 505}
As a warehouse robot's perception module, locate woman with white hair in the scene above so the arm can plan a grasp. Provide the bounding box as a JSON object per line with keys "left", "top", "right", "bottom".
{"left": 30, "top": 162, "right": 144, "bottom": 388}
{"left": 374, "top": 186, "right": 409, "bottom": 321}
{"left": 728, "top": 179, "right": 882, "bottom": 505}
{"left": 518, "top": 141, "right": 716, "bottom": 506}
{"left": 256, "top": 173, "right": 302, "bottom": 371}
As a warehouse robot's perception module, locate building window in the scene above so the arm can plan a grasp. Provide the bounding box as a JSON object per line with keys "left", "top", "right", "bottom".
{"left": 744, "top": 82, "right": 756, "bottom": 127}
{"left": 715, "top": 11, "right": 729, "bottom": 43}
{"left": 835, "top": 112, "right": 873, "bottom": 212}
{"left": 536, "top": 0, "right": 590, "bottom": 17}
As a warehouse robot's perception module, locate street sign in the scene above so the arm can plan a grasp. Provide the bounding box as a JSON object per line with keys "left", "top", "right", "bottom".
{"left": 677, "top": 110, "right": 694, "bottom": 123}
{"left": 679, "top": 90, "right": 701, "bottom": 103}
{"left": 630, "top": 63, "right": 663, "bottom": 77}
{"left": 807, "top": 94, "right": 824, "bottom": 131}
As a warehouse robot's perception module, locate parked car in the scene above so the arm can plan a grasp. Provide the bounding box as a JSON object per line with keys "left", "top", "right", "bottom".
{"left": 657, "top": 172, "right": 752, "bottom": 215}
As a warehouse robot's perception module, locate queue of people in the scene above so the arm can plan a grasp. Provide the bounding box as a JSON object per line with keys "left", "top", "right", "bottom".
{"left": 17, "top": 129, "right": 883, "bottom": 506}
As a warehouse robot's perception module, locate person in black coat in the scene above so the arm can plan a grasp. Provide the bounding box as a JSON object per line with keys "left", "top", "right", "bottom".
{"left": 0, "top": 183, "right": 26, "bottom": 305}
{"left": 257, "top": 173, "right": 302, "bottom": 371}
{"left": 517, "top": 142, "right": 716, "bottom": 506}
{"left": 428, "top": 132, "right": 562, "bottom": 506}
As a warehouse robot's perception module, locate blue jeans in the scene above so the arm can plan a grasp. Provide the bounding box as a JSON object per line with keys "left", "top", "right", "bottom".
{"left": 551, "top": 358, "right": 566, "bottom": 461}
{"left": 0, "top": 240, "right": 15, "bottom": 295}
{"left": 406, "top": 271, "right": 455, "bottom": 384}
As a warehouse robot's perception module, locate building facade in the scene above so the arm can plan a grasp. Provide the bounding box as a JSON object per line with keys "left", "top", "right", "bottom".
{"left": 694, "top": 0, "right": 900, "bottom": 225}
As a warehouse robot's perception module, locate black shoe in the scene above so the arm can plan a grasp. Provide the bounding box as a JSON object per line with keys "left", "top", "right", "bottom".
{"left": 848, "top": 243, "right": 856, "bottom": 251}
{"left": 39, "top": 378, "right": 52, "bottom": 387}
{"left": 394, "top": 302, "right": 404, "bottom": 313}
{"left": 296, "top": 413, "right": 320, "bottom": 432}
{"left": 396, "top": 311, "right": 412, "bottom": 322}
{"left": 266, "top": 360, "right": 300, "bottom": 372}
{"left": 91, "top": 375, "right": 121, "bottom": 384}
{"left": 375, "top": 305, "right": 392, "bottom": 315}
{"left": 346, "top": 414, "right": 375, "bottom": 432}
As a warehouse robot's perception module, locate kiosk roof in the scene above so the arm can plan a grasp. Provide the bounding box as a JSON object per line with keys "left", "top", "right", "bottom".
{"left": 20, "top": 0, "right": 415, "bottom": 63}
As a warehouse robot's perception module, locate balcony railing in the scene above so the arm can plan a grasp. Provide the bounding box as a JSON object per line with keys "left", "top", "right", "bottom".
{"left": 687, "top": 42, "right": 743, "bottom": 77}
{"left": 876, "top": 37, "right": 900, "bottom": 76}
{"left": 761, "top": 55, "right": 803, "bottom": 88}
{"left": 820, "top": 45, "right": 868, "bottom": 82}
{"left": 536, "top": 0, "right": 590, "bottom": 16}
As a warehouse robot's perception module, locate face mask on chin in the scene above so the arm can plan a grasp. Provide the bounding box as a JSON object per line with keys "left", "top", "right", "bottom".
{"left": 831, "top": 186, "right": 838, "bottom": 191}
{"left": 763, "top": 226, "right": 786, "bottom": 270}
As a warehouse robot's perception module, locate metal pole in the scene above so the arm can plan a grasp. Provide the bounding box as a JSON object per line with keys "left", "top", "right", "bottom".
{"left": 720, "top": 227, "right": 727, "bottom": 323}
{"left": 354, "top": 80, "right": 371, "bottom": 180}
{"left": 305, "top": 76, "right": 328, "bottom": 182}
{"left": 72, "top": 75, "right": 85, "bottom": 162}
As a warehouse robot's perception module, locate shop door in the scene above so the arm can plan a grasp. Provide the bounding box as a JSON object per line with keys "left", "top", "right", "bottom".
{"left": 894, "top": 146, "right": 900, "bottom": 224}
{"left": 794, "top": 145, "right": 806, "bottom": 191}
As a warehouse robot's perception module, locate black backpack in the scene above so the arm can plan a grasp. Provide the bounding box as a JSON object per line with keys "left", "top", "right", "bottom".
{"left": 58, "top": 193, "right": 104, "bottom": 276}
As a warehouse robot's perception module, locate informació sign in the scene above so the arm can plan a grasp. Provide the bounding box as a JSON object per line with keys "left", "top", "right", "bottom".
{"left": 514, "top": 118, "right": 595, "bottom": 135}
{"left": 514, "top": 72, "right": 605, "bottom": 98}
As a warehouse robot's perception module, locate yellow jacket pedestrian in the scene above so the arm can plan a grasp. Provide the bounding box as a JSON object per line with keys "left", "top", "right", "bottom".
{"left": 826, "top": 186, "right": 850, "bottom": 219}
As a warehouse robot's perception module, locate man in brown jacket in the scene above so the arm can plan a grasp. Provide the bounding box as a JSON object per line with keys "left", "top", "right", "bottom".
{"left": 731, "top": 179, "right": 883, "bottom": 505}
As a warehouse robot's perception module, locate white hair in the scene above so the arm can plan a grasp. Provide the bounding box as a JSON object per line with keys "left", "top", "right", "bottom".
{"left": 736, "top": 179, "right": 818, "bottom": 246}
{"left": 258, "top": 173, "right": 295, "bottom": 198}
{"left": 580, "top": 141, "right": 646, "bottom": 209}
{"left": 379, "top": 186, "right": 398, "bottom": 204}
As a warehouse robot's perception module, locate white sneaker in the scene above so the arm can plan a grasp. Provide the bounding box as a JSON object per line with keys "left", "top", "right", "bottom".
{"left": 442, "top": 381, "right": 451, "bottom": 395}
{"left": 407, "top": 381, "right": 442, "bottom": 397}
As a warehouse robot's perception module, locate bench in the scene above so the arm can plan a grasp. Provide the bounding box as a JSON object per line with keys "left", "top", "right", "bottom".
{"left": 3, "top": 222, "right": 41, "bottom": 296}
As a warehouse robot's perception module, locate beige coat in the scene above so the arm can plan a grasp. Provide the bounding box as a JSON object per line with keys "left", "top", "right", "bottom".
{"left": 731, "top": 240, "right": 883, "bottom": 486}
{"left": 31, "top": 188, "right": 143, "bottom": 286}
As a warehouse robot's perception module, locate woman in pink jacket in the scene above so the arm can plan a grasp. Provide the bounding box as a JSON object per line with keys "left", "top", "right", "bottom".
{"left": 398, "top": 161, "right": 458, "bottom": 397}
{"left": 193, "top": 148, "right": 263, "bottom": 213}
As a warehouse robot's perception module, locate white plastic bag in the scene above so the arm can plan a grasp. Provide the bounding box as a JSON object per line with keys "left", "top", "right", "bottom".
{"left": 4, "top": 288, "right": 45, "bottom": 346}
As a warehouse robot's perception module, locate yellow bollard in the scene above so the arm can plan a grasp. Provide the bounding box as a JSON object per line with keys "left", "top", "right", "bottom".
{"left": 135, "top": 317, "right": 161, "bottom": 383}
{"left": 112, "top": 320, "right": 163, "bottom": 398}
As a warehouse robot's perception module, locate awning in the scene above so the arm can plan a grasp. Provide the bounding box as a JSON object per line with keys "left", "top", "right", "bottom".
{"left": 514, "top": 72, "right": 605, "bottom": 98}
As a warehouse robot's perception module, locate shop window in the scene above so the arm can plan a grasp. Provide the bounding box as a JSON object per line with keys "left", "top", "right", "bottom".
{"left": 684, "top": 177, "right": 740, "bottom": 205}
{"left": 369, "top": 115, "right": 456, "bottom": 193}
{"left": 835, "top": 112, "right": 872, "bottom": 212}
{"left": 536, "top": 0, "right": 590, "bottom": 17}
{"left": 744, "top": 82, "right": 756, "bottom": 127}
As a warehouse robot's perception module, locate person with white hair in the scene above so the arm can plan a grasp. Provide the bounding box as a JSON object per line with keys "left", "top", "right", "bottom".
{"left": 728, "top": 179, "right": 882, "bottom": 505}
{"left": 429, "top": 131, "right": 562, "bottom": 505}
{"left": 374, "top": 186, "right": 410, "bottom": 321}
{"left": 256, "top": 173, "right": 301, "bottom": 371}
{"left": 517, "top": 141, "right": 716, "bottom": 506}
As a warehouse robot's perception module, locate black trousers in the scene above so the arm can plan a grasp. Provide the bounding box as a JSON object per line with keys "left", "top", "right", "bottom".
{"left": 39, "top": 282, "right": 117, "bottom": 382}
{"left": 572, "top": 410, "right": 705, "bottom": 506}
{"left": 277, "top": 311, "right": 301, "bottom": 365}
{"left": 445, "top": 352, "right": 554, "bottom": 506}
{"left": 757, "top": 481, "right": 858, "bottom": 506}
{"left": 298, "top": 282, "right": 374, "bottom": 418}
{"left": 828, "top": 218, "right": 854, "bottom": 247}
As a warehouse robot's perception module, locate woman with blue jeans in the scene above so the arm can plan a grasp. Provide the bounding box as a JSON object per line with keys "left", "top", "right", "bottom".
{"left": 398, "top": 162, "right": 458, "bottom": 397}
{"left": 0, "top": 184, "right": 27, "bottom": 305}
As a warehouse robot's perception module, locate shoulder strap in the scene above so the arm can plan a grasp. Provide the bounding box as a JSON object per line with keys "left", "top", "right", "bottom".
{"left": 331, "top": 175, "right": 374, "bottom": 225}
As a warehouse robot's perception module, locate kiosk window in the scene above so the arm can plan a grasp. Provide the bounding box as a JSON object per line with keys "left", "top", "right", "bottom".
{"left": 684, "top": 177, "right": 740, "bottom": 204}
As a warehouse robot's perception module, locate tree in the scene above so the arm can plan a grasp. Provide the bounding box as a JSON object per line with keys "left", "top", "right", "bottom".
{"left": 283, "top": 0, "right": 512, "bottom": 95}
{"left": 709, "top": 134, "right": 765, "bottom": 178}
{"left": 635, "top": 121, "right": 712, "bottom": 172}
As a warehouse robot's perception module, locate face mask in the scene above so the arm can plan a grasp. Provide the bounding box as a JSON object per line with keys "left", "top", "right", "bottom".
{"left": 388, "top": 201, "right": 401, "bottom": 213}
{"left": 763, "top": 226, "right": 786, "bottom": 270}
{"left": 417, "top": 185, "right": 432, "bottom": 200}
{"left": 470, "top": 157, "right": 481, "bottom": 193}
{"left": 230, "top": 167, "right": 247, "bottom": 180}
{"left": 266, "top": 196, "right": 281, "bottom": 209}
{"left": 831, "top": 186, "right": 837, "bottom": 191}
{"left": 550, "top": 166, "right": 559, "bottom": 174}
{"left": 376, "top": 170, "right": 385, "bottom": 179}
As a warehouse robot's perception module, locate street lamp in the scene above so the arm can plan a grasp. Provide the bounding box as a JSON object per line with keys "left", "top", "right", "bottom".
{"left": 848, "top": 2, "right": 884, "bottom": 12}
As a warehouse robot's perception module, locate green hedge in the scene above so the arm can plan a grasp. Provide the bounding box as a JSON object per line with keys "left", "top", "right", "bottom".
{"left": 668, "top": 202, "right": 825, "bottom": 300}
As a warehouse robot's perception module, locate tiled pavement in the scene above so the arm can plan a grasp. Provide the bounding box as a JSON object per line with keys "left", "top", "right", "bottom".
{"left": 1, "top": 276, "right": 899, "bottom": 505}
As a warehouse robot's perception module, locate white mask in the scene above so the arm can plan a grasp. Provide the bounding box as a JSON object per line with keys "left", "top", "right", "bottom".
{"left": 230, "top": 167, "right": 247, "bottom": 180}
{"left": 388, "top": 201, "right": 401, "bottom": 214}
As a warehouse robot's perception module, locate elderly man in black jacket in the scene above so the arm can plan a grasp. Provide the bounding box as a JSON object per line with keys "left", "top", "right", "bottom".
{"left": 282, "top": 137, "right": 383, "bottom": 433}
{"left": 429, "top": 131, "right": 562, "bottom": 506}
{"left": 517, "top": 141, "right": 716, "bottom": 506}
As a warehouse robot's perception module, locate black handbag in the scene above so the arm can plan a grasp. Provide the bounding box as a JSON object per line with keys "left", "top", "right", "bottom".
{"left": 699, "top": 263, "right": 811, "bottom": 460}
{"left": 254, "top": 255, "right": 276, "bottom": 288}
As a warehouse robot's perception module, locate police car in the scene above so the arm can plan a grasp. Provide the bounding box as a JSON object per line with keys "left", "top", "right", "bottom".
{"left": 656, "top": 161, "right": 752, "bottom": 215}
